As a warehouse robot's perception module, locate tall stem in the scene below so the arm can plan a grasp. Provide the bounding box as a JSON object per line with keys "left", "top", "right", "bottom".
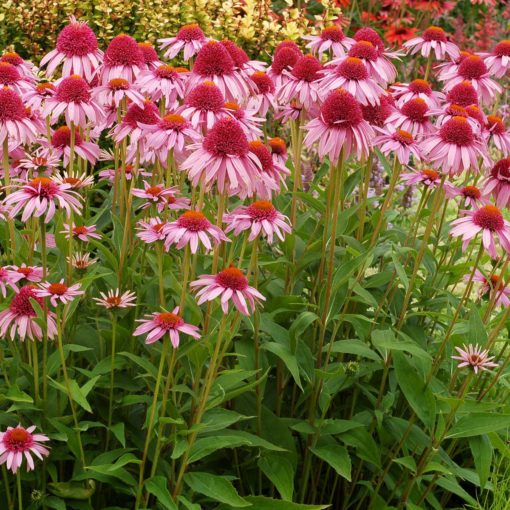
{"left": 105, "top": 314, "right": 117, "bottom": 451}
{"left": 3, "top": 137, "right": 16, "bottom": 258}
{"left": 16, "top": 471, "right": 21, "bottom": 510}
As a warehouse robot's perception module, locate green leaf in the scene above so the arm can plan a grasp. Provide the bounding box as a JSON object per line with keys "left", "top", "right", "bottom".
{"left": 258, "top": 453, "right": 295, "bottom": 501}
{"left": 372, "top": 329, "right": 431, "bottom": 361}
{"left": 469, "top": 435, "right": 492, "bottom": 489}
{"left": 183, "top": 472, "right": 250, "bottom": 507}
{"left": 468, "top": 304, "right": 488, "bottom": 346}
{"left": 310, "top": 444, "right": 351, "bottom": 481}
{"left": 324, "top": 340, "right": 381, "bottom": 362}
{"left": 446, "top": 413, "right": 510, "bottom": 438}
{"left": 110, "top": 423, "right": 125, "bottom": 447}
{"left": 262, "top": 342, "right": 302, "bottom": 390}
{"left": 289, "top": 312, "right": 319, "bottom": 351}
{"left": 393, "top": 352, "right": 436, "bottom": 430}
{"left": 48, "top": 377, "right": 92, "bottom": 413}
{"left": 391, "top": 250, "right": 409, "bottom": 290}
{"left": 145, "top": 476, "right": 178, "bottom": 510}
{"left": 239, "top": 496, "right": 330, "bottom": 509}
{"left": 5, "top": 385, "right": 33, "bottom": 403}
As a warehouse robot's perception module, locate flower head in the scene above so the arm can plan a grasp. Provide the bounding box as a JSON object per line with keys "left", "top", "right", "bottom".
{"left": 159, "top": 24, "right": 208, "bottom": 61}
{"left": 484, "top": 40, "right": 510, "bottom": 78}
{"left": 93, "top": 288, "right": 137, "bottom": 309}
{"left": 35, "top": 280, "right": 83, "bottom": 307}
{"left": 135, "top": 65, "right": 187, "bottom": 107}
{"left": 403, "top": 26, "right": 459, "bottom": 60}
{"left": 136, "top": 217, "right": 168, "bottom": 244}
{"left": 374, "top": 127, "right": 422, "bottom": 165}
{"left": 304, "top": 26, "right": 353, "bottom": 58}
{"left": 483, "top": 158, "right": 510, "bottom": 208}
{"left": 93, "top": 78, "right": 145, "bottom": 108}
{"left": 101, "top": 34, "right": 145, "bottom": 84}
{"left": 452, "top": 344, "right": 498, "bottom": 373}
{"left": 0, "top": 87, "right": 40, "bottom": 145}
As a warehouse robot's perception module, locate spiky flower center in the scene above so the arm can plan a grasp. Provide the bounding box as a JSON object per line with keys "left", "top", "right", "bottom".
{"left": 56, "top": 21, "right": 98, "bottom": 57}
{"left": 421, "top": 169, "right": 440, "bottom": 181}
{"left": 353, "top": 27, "right": 384, "bottom": 54}
{"left": 321, "top": 26, "right": 345, "bottom": 42}
{"left": 249, "top": 141, "right": 274, "bottom": 172}
{"left": 106, "top": 296, "right": 122, "bottom": 306}
{"left": 491, "top": 158, "right": 510, "bottom": 180}
{"left": 440, "top": 116, "right": 475, "bottom": 146}
{"left": 446, "top": 104, "right": 467, "bottom": 117}
{"left": 155, "top": 65, "right": 178, "bottom": 79}
{"left": 487, "top": 115, "right": 505, "bottom": 135}
{"left": 52, "top": 126, "right": 83, "bottom": 147}
{"left": 4, "top": 427, "right": 32, "bottom": 450}
{"left": 393, "top": 129, "right": 414, "bottom": 145}
{"left": 291, "top": 55, "right": 322, "bottom": 82}
{"left": 271, "top": 47, "right": 300, "bottom": 75}
{"left": 176, "top": 24, "right": 205, "bottom": 42}
{"left": 269, "top": 137, "right": 287, "bottom": 155}
{"left": 400, "top": 98, "right": 428, "bottom": 122}
{"left": 458, "top": 55, "right": 487, "bottom": 80}
{"left": 108, "top": 78, "right": 129, "bottom": 90}
{"left": 216, "top": 267, "right": 248, "bottom": 291}
{"left": 28, "top": 177, "right": 59, "bottom": 197}
{"left": 160, "top": 113, "right": 187, "bottom": 130}
{"left": 177, "top": 211, "right": 210, "bottom": 231}
{"left": 193, "top": 41, "right": 235, "bottom": 76}
{"left": 446, "top": 81, "right": 478, "bottom": 107}
{"left": 494, "top": 40, "right": 510, "bottom": 57}
{"left": 156, "top": 312, "right": 183, "bottom": 329}
{"left": 203, "top": 118, "right": 248, "bottom": 157}
{"left": 138, "top": 42, "right": 159, "bottom": 63}
{"left": 321, "top": 88, "right": 363, "bottom": 128}
{"left": 247, "top": 201, "right": 277, "bottom": 221}
{"left": 146, "top": 186, "right": 163, "bottom": 197}
{"left": 221, "top": 40, "right": 249, "bottom": 67}
{"left": 73, "top": 226, "right": 89, "bottom": 236}
{"left": 462, "top": 185, "right": 481, "bottom": 199}
{"left": 48, "top": 283, "right": 69, "bottom": 295}
{"left": 348, "top": 41, "right": 379, "bottom": 61}
{"left": 408, "top": 79, "right": 431, "bottom": 94}
{"left": 185, "top": 81, "right": 224, "bottom": 111}
{"left": 0, "top": 62, "right": 21, "bottom": 84}
{"left": 10, "top": 286, "right": 42, "bottom": 316}
{"left": 0, "top": 86, "right": 27, "bottom": 122}
{"left": 473, "top": 205, "right": 504, "bottom": 231}
{"left": 123, "top": 101, "right": 159, "bottom": 128}
{"left": 104, "top": 34, "right": 144, "bottom": 66}
{"left": 36, "top": 83, "right": 55, "bottom": 95}
{"left": 338, "top": 57, "right": 368, "bottom": 80}
{"left": 55, "top": 75, "right": 90, "bottom": 103}
{"left": 422, "top": 26, "right": 447, "bottom": 42}
{"left": 0, "top": 52, "right": 23, "bottom": 66}
{"left": 251, "top": 72, "right": 275, "bottom": 94}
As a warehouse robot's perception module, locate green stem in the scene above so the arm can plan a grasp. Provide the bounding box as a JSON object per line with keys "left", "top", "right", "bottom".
{"left": 105, "top": 314, "right": 117, "bottom": 451}
{"left": 16, "top": 471, "right": 21, "bottom": 510}
{"left": 39, "top": 218, "right": 48, "bottom": 405}
{"left": 3, "top": 137, "right": 16, "bottom": 259}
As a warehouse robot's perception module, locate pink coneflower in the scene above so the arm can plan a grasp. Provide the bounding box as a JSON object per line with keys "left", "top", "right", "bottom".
{"left": 134, "top": 307, "right": 200, "bottom": 347}
{"left": 345, "top": 40, "right": 397, "bottom": 87}
{"left": 0, "top": 266, "right": 23, "bottom": 297}
{"left": 40, "top": 16, "right": 102, "bottom": 81}
{"left": 373, "top": 127, "right": 422, "bottom": 165}
{"left": 386, "top": 97, "right": 434, "bottom": 136}
{"left": 483, "top": 158, "right": 510, "bottom": 208}
{"left": 93, "top": 288, "right": 137, "bottom": 309}
{"left": 187, "top": 41, "right": 249, "bottom": 101}
{"left": 224, "top": 201, "right": 291, "bottom": 243}
{"left": 303, "top": 88, "right": 374, "bottom": 162}
{"left": 403, "top": 26, "right": 459, "bottom": 60}
{"left": 179, "top": 81, "right": 227, "bottom": 131}
{"left": 268, "top": 46, "right": 302, "bottom": 89}
{"left": 445, "top": 80, "right": 479, "bottom": 107}
{"left": 319, "top": 57, "right": 384, "bottom": 106}
{"left": 274, "top": 100, "right": 313, "bottom": 124}
{"left": 35, "top": 280, "right": 83, "bottom": 307}
{"left": 466, "top": 105, "right": 487, "bottom": 129}
{"left": 163, "top": 194, "right": 191, "bottom": 212}
{"left": 43, "top": 126, "right": 100, "bottom": 166}
{"left": 0, "top": 425, "right": 50, "bottom": 473}
{"left": 97, "top": 160, "right": 150, "bottom": 183}
{"left": 391, "top": 79, "right": 444, "bottom": 108}
{"left": 138, "top": 42, "right": 163, "bottom": 70}
{"left": 445, "top": 183, "right": 487, "bottom": 208}
{"left": 100, "top": 34, "right": 145, "bottom": 85}
{"left": 24, "top": 82, "right": 56, "bottom": 111}
{"left": 54, "top": 171, "right": 94, "bottom": 190}
{"left": 136, "top": 217, "right": 168, "bottom": 244}
{"left": 92, "top": 77, "right": 145, "bottom": 108}
{"left": 304, "top": 26, "right": 353, "bottom": 58}
{"left": 142, "top": 113, "right": 200, "bottom": 163}
{"left": 0, "top": 87, "right": 40, "bottom": 145}
{"left": 5, "top": 175, "right": 82, "bottom": 223}
{"left": 268, "top": 137, "right": 288, "bottom": 167}
{"left": 159, "top": 24, "right": 208, "bottom": 61}
{"left": 61, "top": 223, "right": 101, "bottom": 242}
{"left": 135, "top": 65, "right": 187, "bottom": 107}
{"left": 0, "top": 285, "right": 57, "bottom": 341}
{"left": 452, "top": 344, "right": 498, "bottom": 373}
{"left": 361, "top": 94, "right": 395, "bottom": 127}
{"left": 401, "top": 168, "right": 442, "bottom": 188}
{"left": 190, "top": 266, "right": 265, "bottom": 316}
{"left": 132, "top": 181, "right": 179, "bottom": 212}
{"left": 430, "top": 103, "right": 480, "bottom": 132}
{"left": 442, "top": 55, "right": 501, "bottom": 105}
{"left": 486, "top": 115, "right": 510, "bottom": 155}
{"left": 164, "top": 210, "right": 229, "bottom": 253}
{"left": 67, "top": 252, "right": 96, "bottom": 270}
{"left": 223, "top": 101, "right": 263, "bottom": 138}
{"left": 220, "top": 39, "right": 265, "bottom": 79}
{"left": 112, "top": 99, "right": 160, "bottom": 145}
{"left": 181, "top": 117, "right": 261, "bottom": 195}
{"left": 470, "top": 270, "right": 510, "bottom": 307}
{"left": 277, "top": 54, "right": 322, "bottom": 110}
{"left": 450, "top": 204, "right": 510, "bottom": 258}
{"left": 421, "top": 116, "right": 489, "bottom": 175}
{"left": 436, "top": 50, "right": 473, "bottom": 81}
{"left": 0, "top": 62, "right": 33, "bottom": 95}
{"left": 247, "top": 71, "right": 277, "bottom": 116}
{"left": 9, "top": 265, "right": 43, "bottom": 283}
{"left": 483, "top": 40, "right": 510, "bottom": 78}
{"left": 0, "top": 52, "right": 36, "bottom": 78}
{"left": 18, "top": 151, "right": 60, "bottom": 180}
{"left": 43, "top": 75, "right": 103, "bottom": 127}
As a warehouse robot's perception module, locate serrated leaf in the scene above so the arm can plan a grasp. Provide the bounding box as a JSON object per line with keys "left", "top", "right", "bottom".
{"left": 183, "top": 472, "right": 250, "bottom": 507}
{"left": 145, "top": 476, "right": 178, "bottom": 510}
{"left": 310, "top": 444, "right": 351, "bottom": 481}
{"left": 258, "top": 453, "right": 295, "bottom": 501}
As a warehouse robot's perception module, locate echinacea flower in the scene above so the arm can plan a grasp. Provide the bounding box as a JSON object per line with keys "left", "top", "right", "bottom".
{"left": 220, "top": 39, "right": 265, "bottom": 80}
{"left": 0, "top": 52, "right": 36, "bottom": 78}
{"left": 42, "top": 126, "right": 100, "bottom": 166}
{"left": 43, "top": 75, "right": 104, "bottom": 128}
{"left": 100, "top": 34, "right": 145, "bottom": 85}
{"left": 373, "top": 127, "right": 423, "bottom": 165}
{"left": 0, "top": 285, "right": 57, "bottom": 341}
{"left": 190, "top": 266, "right": 265, "bottom": 315}
{"left": 136, "top": 217, "right": 168, "bottom": 244}
{"left": 187, "top": 41, "right": 250, "bottom": 101}
{"left": 112, "top": 99, "right": 160, "bottom": 145}
{"left": 400, "top": 168, "right": 442, "bottom": 188}
{"left": 159, "top": 24, "right": 208, "bottom": 61}
{"left": 277, "top": 54, "right": 322, "bottom": 110}
{"left": 0, "top": 62, "right": 33, "bottom": 95}
{"left": 223, "top": 101, "right": 263, "bottom": 138}
{"left": 445, "top": 183, "right": 487, "bottom": 208}
{"left": 268, "top": 46, "right": 302, "bottom": 89}
{"left": 97, "top": 160, "right": 150, "bottom": 183}
{"left": 163, "top": 211, "right": 229, "bottom": 253}
{"left": 304, "top": 88, "right": 374, "bottom": 162}
{"left": 0, "top": 87, "right": 41, "bottom": 145}
{"left": 35, "top": 280, "right": 84, "bottom": 307}
{"left": 442, "top": 55, "right": 501, "bottom": 105}
{"left": 134, "top": 307, "right": 200, "bottom": 347}
{"left": 224, "top": 201, "right": 291, "bottom": 243}
{"left": 483, "top": 158, "right": 510, "bottom": 208}
{"left": 386, "top": 97, "right": 434, "bottom": 136}
{"left": 485, "top": 115, "right": 510, "bottom": 155}
{"left": 132, "top": 181, "right": 179, "bottom": 212}
{"left": 138, "top": 42, "right": 163, "bottom": 70}
{"left": 61, "top": 223, "right": 101, "bottom": 242}
{"left": 18, "top": 151, "right": 60, "bottom": 180}
{"left": 0, "top": 425, "right": 50, "bottom": 473}
{"left": 319, "top": 57, "right": 384, "bottom": 105}
{"left": 93, "top": 288, "right": 137, "bottom": 309}
{"left": 450, "top": 204, "right": 510, "bottom": 258}
{"left": 391, "top": 79, "right": 444, "bottom": 108}
{"left": 40, "top": 16, "right": 103, "bottom": 81}
{"left": 92, "top": 78, "right": 145, "bottom": 108}
{"left": 5, "top": 176, "right": 82, "bottom": 223}
{"left": 54, "top": 171, "right": 95, "bottom": 190}
{"left": 0, "top": 266, "right": 23, "bottom": 297}
{"left": 452, "top": 344, "right": 498, "bottom": 373}
{"left": 445, "top": 80, "right": 479, "bottom": 107}
{"left": 23, "top": 82, "right": 56, "bottom": 111}
{"left": 303, "top": 26, "right": 353, "bottom": 58}
{"left": 420, "top": 116, "right": 489, "bottom": 175}
{"left": 268, "top": 137, "right": 288, "bottom": 167}
{"left": 181, "top": 117, "right": 261, "bottom": 195}
{"left": 403, "top": 26, "right": 459, "bottom": 61}
{"left": 361, "top": 94, "right": 395, "bottom": 128}
{"left": 470, "top": 269, "right": 510, "bottom": 307}
{"left": 482, "top": 40, "right": 510, "bottom": 78}
{"left": 247, "top": 72, "right": 277, "bottom": 116}
{"left": 67, "top": 252, "right": 96, "bottom": 270}
{"left": 135, "top": 65, "right": 187, "bottom": 107}
{"left": 9, "top": 265, "right": 43, "bottom": 283}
